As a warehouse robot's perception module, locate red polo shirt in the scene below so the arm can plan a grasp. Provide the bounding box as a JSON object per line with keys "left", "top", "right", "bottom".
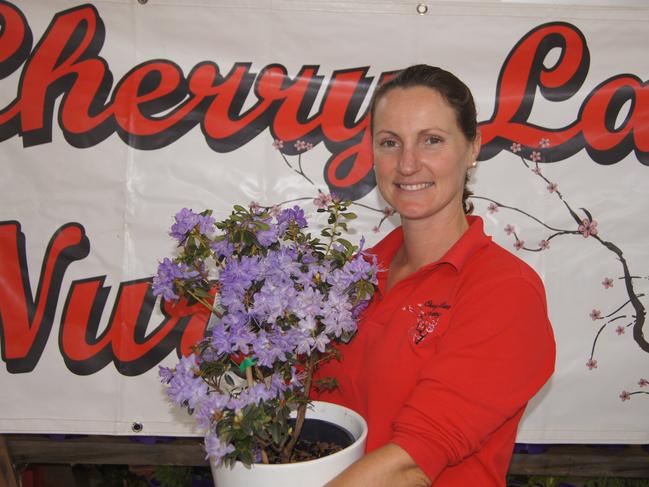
{"left": 314, "top": 216, "right": 555, "bottom": 485}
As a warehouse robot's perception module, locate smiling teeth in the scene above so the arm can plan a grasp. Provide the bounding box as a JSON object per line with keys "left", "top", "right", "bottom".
{"left": 398, "top": 183, "right": 433, "bottom": 191}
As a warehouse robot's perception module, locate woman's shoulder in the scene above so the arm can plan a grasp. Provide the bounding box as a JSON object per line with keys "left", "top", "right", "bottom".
{"left": 461, "top": 237, "right": 547, "bottom": 297}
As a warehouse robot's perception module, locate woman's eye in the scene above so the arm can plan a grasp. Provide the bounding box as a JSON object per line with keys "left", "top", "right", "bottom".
{"left": 379, "top": 139, "right": 398, "bottom": 148}
{"left": 424, "top": 135, "right": 442, "bottom": 145}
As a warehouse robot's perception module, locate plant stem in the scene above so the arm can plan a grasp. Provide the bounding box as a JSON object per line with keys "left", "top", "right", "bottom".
{"left": 261, "top": 449, "right": 269, "bottom": 464}
{"left": 245, "top": 366, "right": 254, "bottom": 388}
{"left": 280, "top": 352, "right": 317, "bottom": 463}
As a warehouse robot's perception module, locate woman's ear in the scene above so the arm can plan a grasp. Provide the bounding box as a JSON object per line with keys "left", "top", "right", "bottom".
{"left": 471, "top": 129, "right": 482, "bottom": 161}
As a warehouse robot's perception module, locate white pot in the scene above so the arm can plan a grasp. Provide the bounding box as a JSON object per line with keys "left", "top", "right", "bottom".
{"left": 210, "top": 401, "right": 367, "bottom": 487}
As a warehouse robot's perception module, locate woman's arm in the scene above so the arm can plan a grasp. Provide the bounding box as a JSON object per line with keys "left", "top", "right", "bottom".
{"left": 325, "top": 443, "right": 431, "bottom": 487}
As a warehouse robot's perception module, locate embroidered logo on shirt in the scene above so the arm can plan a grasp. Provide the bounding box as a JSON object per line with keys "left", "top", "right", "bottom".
{"left": 403, "top": 301, "right": 451, "bottom": 345}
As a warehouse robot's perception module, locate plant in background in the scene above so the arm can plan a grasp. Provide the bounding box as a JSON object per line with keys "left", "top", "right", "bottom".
{"left": 153, "top": 198, "right": 378, "bottom": 467}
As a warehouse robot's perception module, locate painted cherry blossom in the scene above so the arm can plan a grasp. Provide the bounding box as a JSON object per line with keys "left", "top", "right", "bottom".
{"left": 272, "top": 139, "right": 284, "bottom": 150}
{"left": 487, "top": 202, "right": 499, "bottom": 214}
{"left": 615, "top": 325, "right": 625, "bottom": 336}
{"left": 510, "top": 142, "right": 522, "bottom": 153}
{"left": 532, "top": 167, "right": 542, "bottom": 176}
{"left": 514, "top": 239, "right": 525, "bottom": 251}
{"left": 293, "top": 140, "right": 313, "bottom": 151}
{"left": 382, "top": 206, "right": 396, "bottom": 217}
{"left": 601, "top": 277, "right": 614, "bottom": 289}
{"left": 619, "top": 390, "right": 631, "bottom": 401}
{"left": 589, "top": 309, "right": 602, "bottom": 321}
{"left": 586, "top": 358, "right": 598, "bottom": 370}
{"left": 530, "top": 151, "right": 542, "bottom": 162}
{"left": 547, "top": 182, "right": 558, "bottom": 193}
{"left": 539, "top": 138, "right": 550, "bottom": 148}
{"left": 578, "top": 218, "right": 598, "bottom": 238}
{"left": 539, "top": 239, "right": 550, "bottom": 250}
{"left": 372, "top": 226, "right": 380, "bottom": 233}
{"left": 504, "top": 224, "right": 515, "bottom": 236}
{"left": 639, "top": 378, "right": 648, "bottom": 387}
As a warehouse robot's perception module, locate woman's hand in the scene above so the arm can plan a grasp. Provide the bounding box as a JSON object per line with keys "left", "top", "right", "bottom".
{"left": 325, "top": 443, "right": 432, "bottom": 487}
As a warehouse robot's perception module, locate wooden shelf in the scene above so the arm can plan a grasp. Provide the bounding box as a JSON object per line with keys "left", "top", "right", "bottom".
{"left": 3, "top": 435, "right": 649, "bottom": 478}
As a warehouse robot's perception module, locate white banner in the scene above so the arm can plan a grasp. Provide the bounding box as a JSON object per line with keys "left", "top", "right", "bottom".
{"left": 0, "top": 0, "right": 648, "bottom": 442}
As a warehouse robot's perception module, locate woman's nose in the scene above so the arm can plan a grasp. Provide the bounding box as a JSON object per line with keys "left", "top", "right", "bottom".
{"left": 398, "top": 146, "right": 420, "bottom": 175}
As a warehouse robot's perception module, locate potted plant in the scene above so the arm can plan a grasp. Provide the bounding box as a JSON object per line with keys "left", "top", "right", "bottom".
{"left": 153, "top": 196, "right": 377, "bottom": 486}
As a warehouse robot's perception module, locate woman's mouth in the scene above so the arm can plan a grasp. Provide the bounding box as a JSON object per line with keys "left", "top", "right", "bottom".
{"left": 396, "top": 182, "right": 434, "bottom": 191}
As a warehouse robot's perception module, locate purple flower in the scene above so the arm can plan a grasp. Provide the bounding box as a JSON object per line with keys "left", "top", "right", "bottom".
{"left": 152, "top": 258, "right": 200, "bottom": 301}
{"left": 277, "top": 206, "right": 308, "bottom": 231}
{"left": 166, "top": 354, "right": 207, "bottom": 409}
{"left": 195, "top": 393, "right": 229, "bottom": 429}
{"left": 205, "top": 432, "right": 235, "bottom": 464}
{"left": 158, "top": 366, "right": 174, "bottom": 384}
{"left": 170, "top": 208, "right": 215, "bottom": 243}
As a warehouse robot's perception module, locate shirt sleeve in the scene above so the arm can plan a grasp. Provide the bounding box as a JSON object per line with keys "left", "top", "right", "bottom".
{"left": 390, "top": 275, "right": 556, "bottom": 482}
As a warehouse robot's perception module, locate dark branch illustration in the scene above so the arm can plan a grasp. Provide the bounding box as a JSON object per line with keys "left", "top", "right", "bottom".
{"left": 472, "top": 139, "right": 648, "bottom": 402}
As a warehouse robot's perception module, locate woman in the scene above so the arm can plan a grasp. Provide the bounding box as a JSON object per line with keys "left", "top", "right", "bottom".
{"left": 316, "top": 65, "right": 556, "bottom": 486}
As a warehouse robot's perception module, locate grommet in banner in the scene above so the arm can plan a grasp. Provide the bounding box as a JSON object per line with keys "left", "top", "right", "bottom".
{"left": 131, "top": 422, "right": 143, "bottom": 433}
{"left": 416, "top": 3, "right": 428, "bottom": 15}
{"left": 137, "top": 0, "right": 148, "bottom": 4}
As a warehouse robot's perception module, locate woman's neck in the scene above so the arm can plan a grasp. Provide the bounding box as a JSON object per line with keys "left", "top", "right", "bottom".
{"left": 387, "top": 212, "right": 468, "bottom": 290}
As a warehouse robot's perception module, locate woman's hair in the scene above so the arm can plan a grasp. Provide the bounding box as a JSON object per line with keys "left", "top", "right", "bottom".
{"left": 370, "top": 64, "right": 478, "bottom": 214}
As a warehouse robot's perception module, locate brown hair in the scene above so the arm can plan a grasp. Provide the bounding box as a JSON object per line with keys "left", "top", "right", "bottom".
{"left": 370, "top": 64, "right": 478, "bottom": 214}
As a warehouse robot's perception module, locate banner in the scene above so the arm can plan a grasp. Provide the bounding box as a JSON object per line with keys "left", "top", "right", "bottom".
{"left": 1, "top": 0, "right": 647, "bottom": 442}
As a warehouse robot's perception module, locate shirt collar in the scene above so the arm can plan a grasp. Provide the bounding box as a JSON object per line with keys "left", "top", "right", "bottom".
{"left": 369, "top": 215, "right": 491, "bottom": 274}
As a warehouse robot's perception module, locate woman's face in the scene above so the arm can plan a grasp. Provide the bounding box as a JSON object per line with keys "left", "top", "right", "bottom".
{"left": 372, "top": 86, "right": 480, "bottom": 225}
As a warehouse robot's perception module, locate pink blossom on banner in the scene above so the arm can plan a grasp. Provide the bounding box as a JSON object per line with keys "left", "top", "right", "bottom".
{"left": 532, "top": 167, "right": 542, "bottom": 175}
{"left": 382, "top": 206, "right": 396, "bottom": 217}
{"left": 586, "top": 358, "right": 598, "bottom": 370}
{"left": 294, "top": 140, "right": 306, "bottom": 151}
{"left": 615, "top": 325, "right": 625, "bottom": 335}
{"left": 372, "top": 226, "right": 380, "bottom": 233}
{"left": 531, "top": 151, "right": 541, "bottom": 162}
{"left": 269, "top": 205, "right": 281, "bottom": 217}
{"left": 578, "top": 219, "right": 598, "bottom": 238}
{"left": 249, "top": 201, "right": 261, "bottom": 212}
{"left": 487, "top": 202, "right": 498, "bottom": 214}
{"left": 539, "top": 239, "right": 550, "bottom": 250}
{"left": 547, "top": 182, "right": 558, "bottom": 193}
{"left": 539, "top": 138, "right": 550, "bottom": 148}
{"left": 589, "top": 309, "right": 602, "bottom": 321}
{"left": 601, "top": 277, "right": 614, "bottom": 289}
{"left": 514, "top": 240, "right": 524, "bottom": 251}
{"left": 511, "top": 142, "right": 522, "bottom": 153}
{"left": 504, "top": 224, "right": 515, "bottom": 235}
{"left": 272, "top": 139, "right": 284, "bottom": 150}
{"left": 619, "top": 390, "right": 631, "bottom": 401}
{"left": 639, "top": 378, "right": 648, "bottom": 387}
